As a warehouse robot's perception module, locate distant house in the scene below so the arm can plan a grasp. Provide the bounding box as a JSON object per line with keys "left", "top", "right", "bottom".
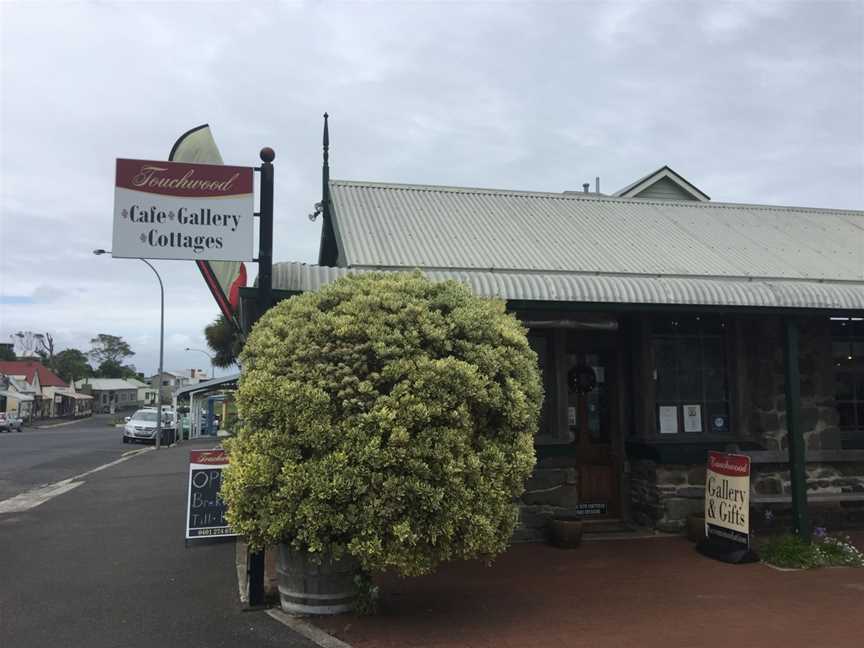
{"left": 75, "top": 378, "right": 141, "bottom": 413}
{"left": 0, "top": 359, "right": 72, "bottom": 418}
{"left": 150, "top": 369, "right": 208, "bottom": 403}
{"left": 0, "top": 374, "right": 37, "bottom": 420}
{"left": 125, "top": 377, "right": 158, "bottom": 406}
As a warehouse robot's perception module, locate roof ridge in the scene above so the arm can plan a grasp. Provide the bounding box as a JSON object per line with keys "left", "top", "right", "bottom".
{"left": 329, "top": 179, "right": 863, "bottom": 215}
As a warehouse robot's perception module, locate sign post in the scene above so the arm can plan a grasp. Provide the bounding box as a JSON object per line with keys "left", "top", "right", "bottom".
{"left": 697, "top": 451, "right": 758, "bottom": 563}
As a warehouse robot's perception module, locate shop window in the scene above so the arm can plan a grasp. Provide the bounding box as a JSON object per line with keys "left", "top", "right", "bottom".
{"left": 528, "top": 332, "right": 556, "bottom": 440}
{"left": 831, "top": 317, "right": 864, "bottom": 445}
{"left": 651, "top": 315, "right": 729, "bottom": 435}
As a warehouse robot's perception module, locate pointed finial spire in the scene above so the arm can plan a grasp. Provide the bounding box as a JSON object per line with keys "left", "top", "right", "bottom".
{"left": 323, "top": 112, "right": 329, "bottom": 166}
{"left": 322, "top": 113, "right": 330, "bottom": 216}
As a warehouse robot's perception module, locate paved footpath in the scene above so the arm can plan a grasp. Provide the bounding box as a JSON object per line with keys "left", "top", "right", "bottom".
{"left": 0, "top": 438, "right": 316, "bottom": 648}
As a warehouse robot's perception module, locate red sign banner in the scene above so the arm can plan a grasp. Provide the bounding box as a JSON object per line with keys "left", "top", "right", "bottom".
{"left": 705, "top": 451, "right": 751, "bottom": 545}
{"left": 189, "top": 449, "right": 229, "bottom": 465}
{"left": 116, "top": 159, "right": 253, "bottom": 197}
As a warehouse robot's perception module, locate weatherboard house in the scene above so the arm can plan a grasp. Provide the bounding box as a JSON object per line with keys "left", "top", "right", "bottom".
{"left": 241, "top": 163, "right": 864, "bottom": 538}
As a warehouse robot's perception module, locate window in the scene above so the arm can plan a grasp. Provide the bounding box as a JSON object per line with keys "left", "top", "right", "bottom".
{"left": 651, "top": 315, "right": 729, "bottom": 434}
{"left": 831, "top": 317, "right": 864, "bottom": 441}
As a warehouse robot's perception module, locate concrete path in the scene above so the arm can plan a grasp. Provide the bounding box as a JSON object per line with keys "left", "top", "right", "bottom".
{"left": 0, "top": 438, "right": 315, "bottom": 648}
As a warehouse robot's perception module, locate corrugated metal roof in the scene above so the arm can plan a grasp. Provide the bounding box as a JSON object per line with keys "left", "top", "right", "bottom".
{"left": 328, "top": 180, "right": 863, "bottom": 282}
{"left": 272, "top": 262, "right": 864, "bottom": 311}
{"left": 73, "top": 378, "right": 140, "bottom": 391}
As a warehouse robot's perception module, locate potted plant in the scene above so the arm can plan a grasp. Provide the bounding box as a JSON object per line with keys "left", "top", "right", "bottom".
{"left": 220, "top": 273, "right": 542, "bottom": 614}
{"left": 549, "top": 514, "right": 584, "bottom": 548}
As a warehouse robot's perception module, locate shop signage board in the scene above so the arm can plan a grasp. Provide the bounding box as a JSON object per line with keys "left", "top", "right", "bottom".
{"left": 185, "top": 449, "right": 237, "bottom": 540}
{"left": 113, "top": 158, "right": 254, "bottom": 261}
{"left": 704, "top": 451, "right": 751, "bottom": 546}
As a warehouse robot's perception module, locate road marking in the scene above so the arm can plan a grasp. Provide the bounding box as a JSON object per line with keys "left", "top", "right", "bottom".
{"left": 32, "top": 419, "right": 87, "bottom": 429}
{"left": 0, "top": 446, "right": 155, "bottom": 514}
{"left": 0, "top": 480, "right": 84, "bottom": 514}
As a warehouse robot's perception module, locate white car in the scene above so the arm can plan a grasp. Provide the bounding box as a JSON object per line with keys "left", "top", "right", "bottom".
{"left": 0, "top": 412, "right": 23, "bottom": 432}
{"left": 123, "top": 408, "right": 176, "bottom": 445}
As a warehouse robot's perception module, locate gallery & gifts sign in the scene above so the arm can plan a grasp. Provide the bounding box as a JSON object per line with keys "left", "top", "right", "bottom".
{"left": 704, "top": 450, "right": 751, "bottom": 546}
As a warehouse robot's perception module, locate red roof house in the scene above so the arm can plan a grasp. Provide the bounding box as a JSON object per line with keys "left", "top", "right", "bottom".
{"left": 0, "top": 360, "right": 67, "bottom": 388}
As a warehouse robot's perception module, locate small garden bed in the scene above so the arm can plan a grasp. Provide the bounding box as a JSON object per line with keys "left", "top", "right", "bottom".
{"left": 759, "top": 530, "right": 864, "bottom": 569}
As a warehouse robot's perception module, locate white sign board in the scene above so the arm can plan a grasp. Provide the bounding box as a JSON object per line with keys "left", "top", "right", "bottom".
{"left": 113, "top": 158, "right": 254, "bottom": 261}
{"left": 683, "top": 404, "right": 702, "bottom": 432}
{"left": 659, "top": 406, "right": 678, "bottom": 434}
{"left": 705, "top": 451, "right": 751, "bottom": 545}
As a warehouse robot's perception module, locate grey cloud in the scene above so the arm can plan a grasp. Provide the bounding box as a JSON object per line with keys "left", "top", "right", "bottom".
{"left": 1, "top": 0, "right": 861, "bottom": 374}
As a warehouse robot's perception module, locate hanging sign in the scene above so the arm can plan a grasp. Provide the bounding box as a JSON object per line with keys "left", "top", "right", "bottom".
{"left": 113, "top": 158, "right": 254, "bottom": 261}
{"left": 185, "top": 449, "right": 237, "bottom": 539}
{"left": 704, "top": 451, "right": 750, "bottom": 546}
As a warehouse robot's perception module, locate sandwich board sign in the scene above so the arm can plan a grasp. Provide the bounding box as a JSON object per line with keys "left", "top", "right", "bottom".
{"left": 113, "top": 158, "right": 254, "bottom": 261}
{"left": 185, "top": 449, "right": 237, "bottom": 540}
{"left": 698, "top": 451, "right": 757, "bottom": 563}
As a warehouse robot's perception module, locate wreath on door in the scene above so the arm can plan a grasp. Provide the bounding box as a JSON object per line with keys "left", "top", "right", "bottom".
{"left": 567, "top": 364, "right": 597, "bottom": 394}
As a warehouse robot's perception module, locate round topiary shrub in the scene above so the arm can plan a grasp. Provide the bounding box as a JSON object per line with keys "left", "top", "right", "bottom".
{"left": 221, "top": 272, "right": 541, "bottom": 577}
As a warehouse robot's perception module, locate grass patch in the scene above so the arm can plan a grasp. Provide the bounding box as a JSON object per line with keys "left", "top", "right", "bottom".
{"left": 760, "top": 533, "right": 864, "bottom": 569}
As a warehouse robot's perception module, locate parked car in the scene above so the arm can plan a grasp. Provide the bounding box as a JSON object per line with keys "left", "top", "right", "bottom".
{"left": 0, "top": 412, "right": 24, "bottom": 433}
{"left": 123, "top": 408, "right": 176, "bottom": 445}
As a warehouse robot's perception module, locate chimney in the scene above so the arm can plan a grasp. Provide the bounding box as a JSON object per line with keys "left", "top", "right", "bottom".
{"left": 582, "top": 183, "right": 590, "bottom": 193}
{"left": 595, "top": 176, "right": 600, "bottom": 193}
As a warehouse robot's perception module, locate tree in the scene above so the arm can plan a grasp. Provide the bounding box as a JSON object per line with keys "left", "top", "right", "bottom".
{"left": 95, "top": 359, "right": 139, "bottom": 379}
{"left": 221, "top": 273, "right": 542, "bottom": 577}
{"left": 34, "top": 333, "right": 55, "bottom": 367}
{"left": 204, "top": 314, "right": 244, "bottom": 368}
{"left": 88, "top": 334, "right": 134, "bottom": 367}
{"left": 53, "top": 349, "right": 93, "bottom": 383}
{"left": 10, "top": 331, "right": 38, "bottom": 357}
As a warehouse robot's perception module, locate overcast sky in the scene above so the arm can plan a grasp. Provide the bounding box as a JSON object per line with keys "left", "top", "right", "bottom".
{"left": 1, "top": 0, "right": 862, "bottom": 377}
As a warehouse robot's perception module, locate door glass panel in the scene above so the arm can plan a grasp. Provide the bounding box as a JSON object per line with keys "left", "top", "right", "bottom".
{"left": 836, "top": 371, "right": 854, "bottom": 400}
{"left": 838, "top": 403, "right": 856, "bottom": 429}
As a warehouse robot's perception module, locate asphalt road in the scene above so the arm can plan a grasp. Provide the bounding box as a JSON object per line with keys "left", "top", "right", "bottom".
{"left": 0, "top": 415, "right": 131, "bottom": 501}
{"left": 0, "top": 422, "right": 316, "bottom": 648}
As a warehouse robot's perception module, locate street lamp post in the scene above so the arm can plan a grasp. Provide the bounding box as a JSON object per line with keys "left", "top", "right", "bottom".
{"left": 93, "top": 249, "right": 165, "bottom": 449}
{"left": 184, "top": 347, "right": 214, "bottom": 380}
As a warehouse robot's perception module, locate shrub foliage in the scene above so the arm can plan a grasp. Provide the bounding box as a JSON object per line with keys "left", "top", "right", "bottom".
{"left": 221, "top": 273, "right": 541, "bottom": 576}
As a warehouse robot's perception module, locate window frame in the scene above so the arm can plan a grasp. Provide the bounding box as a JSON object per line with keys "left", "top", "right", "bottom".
{"left": 830, "top": 316, "right": 864, "bottom": 447}
{"left": 649, "top": 315, "right": 734, "bottom": 438}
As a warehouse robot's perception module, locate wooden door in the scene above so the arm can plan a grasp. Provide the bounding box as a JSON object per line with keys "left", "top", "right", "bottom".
{"left": 565, "top": 345, "right": 620, "bottom": 517}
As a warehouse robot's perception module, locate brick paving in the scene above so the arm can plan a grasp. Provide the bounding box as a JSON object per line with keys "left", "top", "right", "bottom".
{"left": 314, "top": 534, "right": 864, "bottom": 648}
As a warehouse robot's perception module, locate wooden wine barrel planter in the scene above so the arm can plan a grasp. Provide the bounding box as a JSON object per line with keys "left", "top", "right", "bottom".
{"left": 548, "top": 516, "right": 584, "bottom": 548}
{"left": 277, "top": 545, "right": 358, "bottom": 615}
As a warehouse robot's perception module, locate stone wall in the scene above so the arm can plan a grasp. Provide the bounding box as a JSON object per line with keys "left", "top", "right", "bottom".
{"left": 744, "top": 317, "right": 841, "bottom": 452}
{"left": 630, "top": 461, "right": 705, "bottom": 532}
{"left": 514, "top": 464, "right": 581, "bottom": 542}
